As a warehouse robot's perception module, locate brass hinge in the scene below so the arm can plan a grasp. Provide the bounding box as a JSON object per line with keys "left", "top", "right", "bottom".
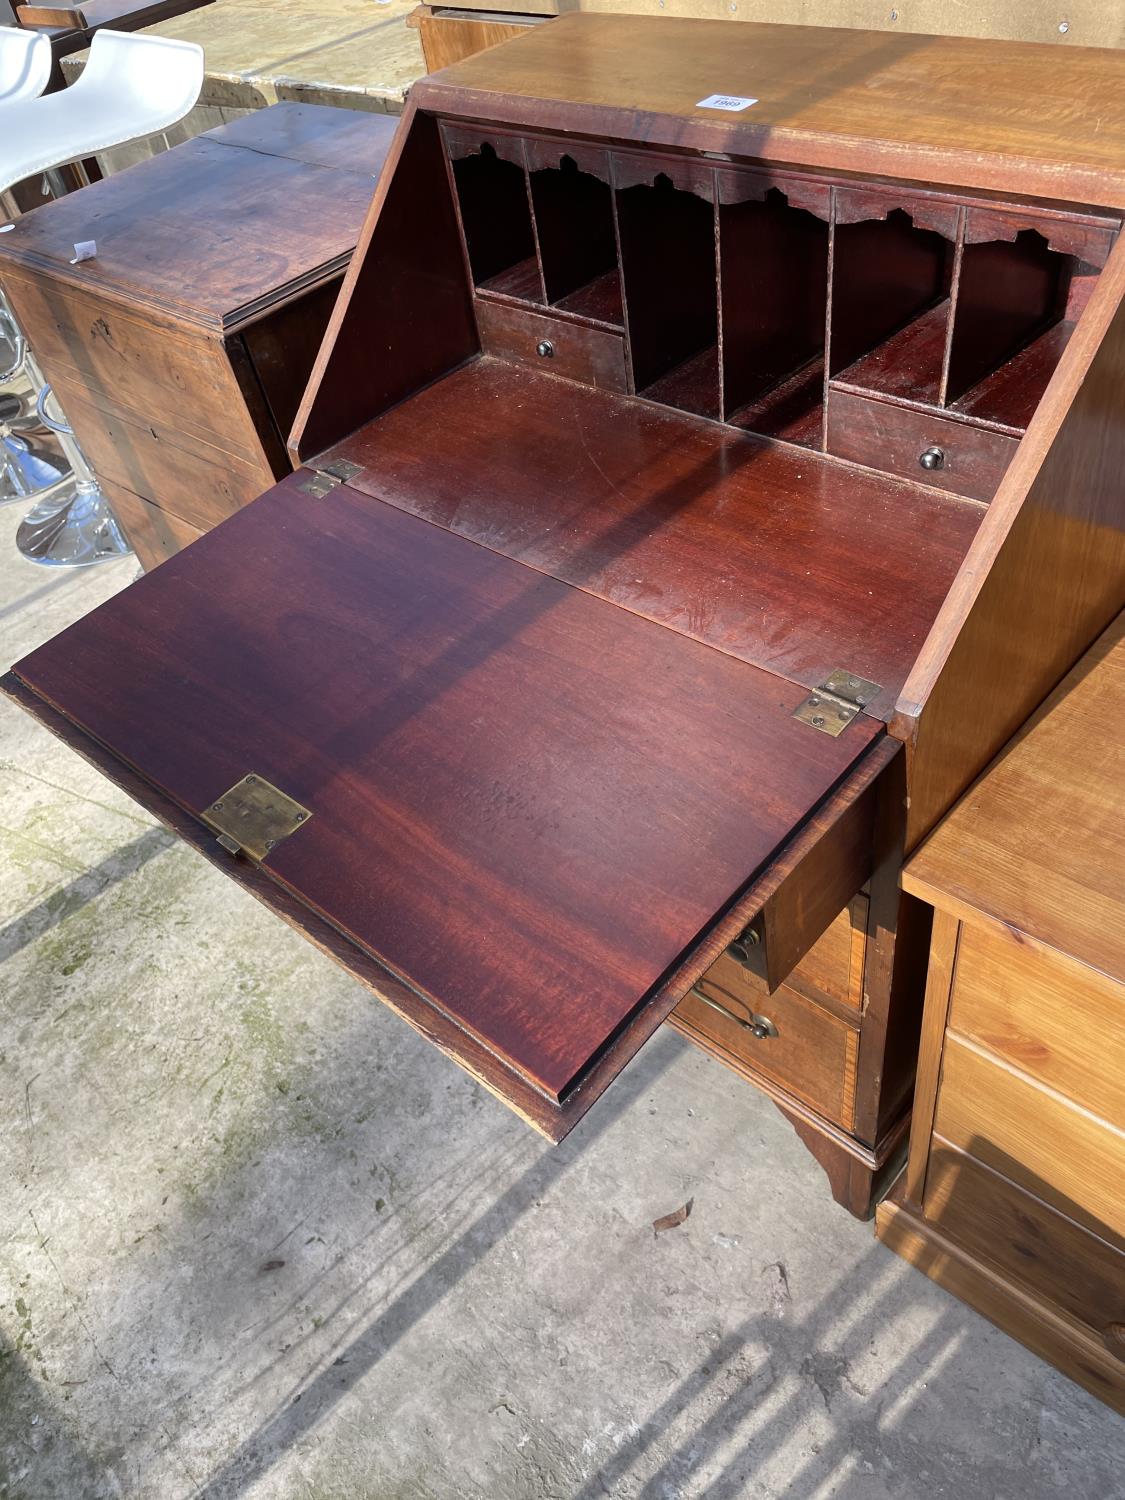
{"left": 792, "top": 670, "right": 882, "bottom": 736}
{"left": 202, "top": 774, "right": 313, "bottom": 862}
{"left": 299, "top": 458, "right": 363, "bottom": 497}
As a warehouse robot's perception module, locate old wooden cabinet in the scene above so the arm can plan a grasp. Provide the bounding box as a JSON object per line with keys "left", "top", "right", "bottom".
{"left": 877, "top": 616, "right": 1125, "bottom": 1412}
{"left": 0, "top": 102, "right": 397, "bottom": 570}
{"left": 4, "top": 18, "right": 1125, "bottom": 1215}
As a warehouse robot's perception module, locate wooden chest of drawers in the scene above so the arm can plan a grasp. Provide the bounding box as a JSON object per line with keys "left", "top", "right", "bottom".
{"left": 0, "top": 103, "right": 396, "bottom": 570}
{"left": 877, "top": 617, "right": 1125, "bottom": 1413}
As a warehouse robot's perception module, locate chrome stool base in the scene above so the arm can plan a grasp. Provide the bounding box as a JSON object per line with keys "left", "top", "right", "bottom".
{"left": 0, "top": 432, "right": 66, "bottom": 503}
{"left": 16, "top": 478, "right": 130, "bottom": 567}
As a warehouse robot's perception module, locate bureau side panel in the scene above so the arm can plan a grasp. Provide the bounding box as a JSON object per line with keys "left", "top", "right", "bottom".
{"left": 894, "top": 236, "right": 1125, "bottom": 849}
{"left": 291, "top": 104, "right": 478, "bottom": 463}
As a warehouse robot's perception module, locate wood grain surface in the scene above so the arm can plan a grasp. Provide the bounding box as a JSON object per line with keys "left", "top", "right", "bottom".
{"left": 904, "top": 614, "right": 1125, "bottom": 982}
{"left": 876, "top": 1190, "right": 1125, "bottom": 1416}
{"left": 947, "top": 921, "right": 1125, "bottom": 1125}
{"left": 934, "top": 1035, "right": 1125, "bottom": 1244}
{"left": 11, "top": 471, "right": 882, "bottom": 1105}
{"left": 321, "top": 358, "right": 980, "bottom": 719}
{"left": 895, "top": 240, "right": 1125, "bottom": 849}
{"left": 416, "top": 14, "right": 1125, "bottom": 208}
{"left": 679, "top": 962, "right": 859, "bottom": 1127}
{"left": 99, "top": 479, "right": 204, "bottom": 571}
{"left": 922, "top": 1142, "right": 1125, "bottom": 1315}
{"left": 0, "top": 114, "right": 392, "bottom": 330}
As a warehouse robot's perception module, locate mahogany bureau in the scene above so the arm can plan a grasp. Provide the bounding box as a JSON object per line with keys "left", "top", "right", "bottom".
{"left": 4, "top": 18, "right": 1124, "bottom": 1217}
{"left": 877, "top": 616, "right": 1125, "bottom": 1413}
{"left": 0, "top": 102, "right": 396, "bottom": 570}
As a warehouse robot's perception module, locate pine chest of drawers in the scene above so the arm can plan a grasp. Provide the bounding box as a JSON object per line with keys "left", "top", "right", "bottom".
{"left": 877, "top": 617, "right": 1125, "bottom": 1412}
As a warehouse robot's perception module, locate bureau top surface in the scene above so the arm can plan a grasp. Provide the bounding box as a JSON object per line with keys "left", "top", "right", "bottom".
{"left": 0, "top": 103, "right": 395, "bottom": 329}
{"left": 417, "top": 14, "right": 1125, "bottom": 209}
{"left": 905, "top": 614, "right": 1125, "bottom": 984}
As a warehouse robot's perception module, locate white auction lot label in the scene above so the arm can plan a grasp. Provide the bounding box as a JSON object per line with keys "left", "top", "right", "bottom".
{"left": 695, "top": 94, "right": 759, "bottom": 111}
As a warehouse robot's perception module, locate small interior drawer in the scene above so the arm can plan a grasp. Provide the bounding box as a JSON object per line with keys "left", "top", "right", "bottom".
{"left": 948, "top": 921, "right": 1124, "bottom": 1125}
{"left": 826, "top": 388, "right": 1018, "bottom": 502}
{"left": 475, "top": 299, "right": 628, "bottom": 392}
{"left": 672, "top": 955, "right": 859, "bottom": 1129}
{"left": 923, "top": 1142, "right": 1125, "bottom": 1334}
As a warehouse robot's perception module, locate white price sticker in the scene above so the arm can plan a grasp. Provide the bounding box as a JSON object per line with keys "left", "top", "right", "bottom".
{"left": 695, "top": 94, "right": 758, "bottom": 112}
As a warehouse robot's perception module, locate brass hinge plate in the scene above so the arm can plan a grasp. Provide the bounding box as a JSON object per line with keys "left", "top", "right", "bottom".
{"left": 300, "top": 458, "right": 363, "bottom": 497}
{"left": 201, "top": 774, "right": 312, "bottom": 862}
{"left": 792, "top": 670, "right": 882, "bottom": 736}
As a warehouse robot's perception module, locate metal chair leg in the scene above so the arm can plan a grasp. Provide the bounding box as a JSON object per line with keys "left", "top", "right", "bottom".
{"left": 0, "top": 289, "right": 72, "bottom": 505}
{"left": 15, "top": 380, "right": 130, "bottom": 567}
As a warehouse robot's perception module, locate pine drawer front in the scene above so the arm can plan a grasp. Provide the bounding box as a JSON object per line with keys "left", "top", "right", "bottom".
{"left": 675, "top": 953, "right": 859, "bottom": 1129}
{"left": 947, "top": 921, "right": 1125, "bottom": 1126}
{"left": 475, "top": 299, "right": 629, "bottom": 392}
{"left": 933, "top": 1034, "right": 1125, "bottom": 1244}
{"left": 923, "top": 1142, "right": 1125, "bottom": 1336}
{"left": 826, "top": 388, "right": 1018, "bottom": 501}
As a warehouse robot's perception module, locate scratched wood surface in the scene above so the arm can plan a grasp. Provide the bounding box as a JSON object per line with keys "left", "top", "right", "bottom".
{"left": 0, "top": 104, "right": 394, "bottom": 329}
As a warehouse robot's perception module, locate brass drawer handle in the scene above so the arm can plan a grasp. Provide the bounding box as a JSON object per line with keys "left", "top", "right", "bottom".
{"left": 690, "top": 986, "right": 778, "bottom": 1039}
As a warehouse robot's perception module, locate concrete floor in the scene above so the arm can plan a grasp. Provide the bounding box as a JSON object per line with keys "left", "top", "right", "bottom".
{"left": 0, "top": 503, "right": 1121, "bottom": 1500}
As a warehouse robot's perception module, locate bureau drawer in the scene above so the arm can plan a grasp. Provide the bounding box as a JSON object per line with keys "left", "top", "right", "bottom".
{"left": 1, "top": 270, "right": 271, "bottom": 467}
{"left": 476, "top": 298, "right": 629, "bottom": 392}
{"left": 673, "top": 953, "right": 859, "bottom": 1129}
{"left": 826, "top": 388, "right": 1018, "bottom": 502}
{"left": 923, "top": 1142, "right": 1125, "bottom": 1336}
{"left": 948, "top": 920, "right": 1125, "bottom": 1126}
{"left": 721, "top": 771, "right": 880, "bottom": 997}
{"left": 934, "top": 1034, "right": 1125, "bottom": 1244}
{"left": 52, "top": 380, "right": 272, "bottom": 533}
{"left": 103, "top": 480, "right": 205, "bottom": 572}
{"left": 736, "top": 894, "right": 867, "bottom": 1012}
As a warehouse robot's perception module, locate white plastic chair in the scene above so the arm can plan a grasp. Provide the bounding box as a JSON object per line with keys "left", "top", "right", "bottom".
{"left": 0, "top": 25, "right": 51, "bottom": 106}
{"left": 0, "top": 30, "right": 204, "bottom": 197}
{"left": 0, "top": 28, "right": 203, "bottom": 564}
{"left": 0, "top": 26, "right": 58, "bottom": 506}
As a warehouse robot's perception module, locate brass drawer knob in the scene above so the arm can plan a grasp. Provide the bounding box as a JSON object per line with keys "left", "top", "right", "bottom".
{"left": 690, "top": 985, "right": 778, "bottom": 1039}
{"left": 919, "top": 446, "right": 946, "bottom": 472}
{"left": 729, "top": 924, "right": 762, "bottom": 967}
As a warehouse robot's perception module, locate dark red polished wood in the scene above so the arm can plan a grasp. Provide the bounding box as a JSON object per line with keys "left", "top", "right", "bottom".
{"left": 12, "top": 471, "right": 881, "bottom": 1103}
{"left": 320, "top": 358, "right": 982, "bottom": 720}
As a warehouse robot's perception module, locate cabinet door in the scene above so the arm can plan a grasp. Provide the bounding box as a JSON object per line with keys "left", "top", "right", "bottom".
{"left": 5, "top": 470, "right": 889, "bottom": 1140}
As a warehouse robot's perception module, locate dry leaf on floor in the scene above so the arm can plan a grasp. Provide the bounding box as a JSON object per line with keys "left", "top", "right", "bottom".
{"left": 653, "top": 1197, "right": 694, "bottom": 1235}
